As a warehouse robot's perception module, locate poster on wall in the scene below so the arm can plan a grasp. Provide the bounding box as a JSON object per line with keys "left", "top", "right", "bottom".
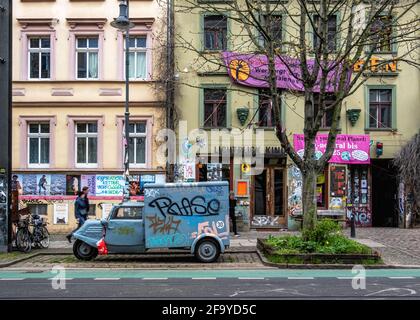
{"left": 21, "top": 174, "right": 51, "bottom": 195}
{"left": 140, "top": 175, "right": 156, "bottom": 194}
{"left": 50, "top": 175, "right": 66, "bottom": 195}
{"left": 183, "top": 162, "right": 195, "bottom": 181}
{"left": 155, "top": 174, "right": 166, "bottom": 184}
{"left": 128, "top": 175, "right": 141, "bottom": 196}
{"left": 207, "top": 164, "right": 222, "bottom": 181}
{"left": 101, "top": 203, "right": 114, "bottom": 219}
{"left": 81, "top": 175, "right": 96, "bottom": 195}
{"left": 66, "top": 175, "right": 81, "bottom": 195}
{"left": 53, "top": 203, "right": 68, "bottom": 224}
{"left": 95, "top": 175, "right": 124, "bottom": 196}
{"left": 11, "top": 174, "right": 24, "bottom": 194}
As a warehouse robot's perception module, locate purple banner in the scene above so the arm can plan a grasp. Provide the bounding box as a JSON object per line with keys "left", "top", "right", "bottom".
{"left": 81, "top": 175, "right": 96, "bottom": 195}
{"left": 222, "top": 52, "right": 348, "bottom": 92}
{"left": 293, "top": 134, "right": 371, "bottom": 164}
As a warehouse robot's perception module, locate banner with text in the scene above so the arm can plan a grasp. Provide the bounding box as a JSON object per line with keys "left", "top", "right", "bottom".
{"left": 293, "top": 134, "right": 370, "bottom": 164}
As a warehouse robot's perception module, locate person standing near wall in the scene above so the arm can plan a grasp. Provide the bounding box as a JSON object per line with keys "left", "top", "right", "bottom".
{"left": 66, "top": 191, "right": 88, "bottom": 243}
{"left": 229, "top": 191, "right": 239, "bottom": 237}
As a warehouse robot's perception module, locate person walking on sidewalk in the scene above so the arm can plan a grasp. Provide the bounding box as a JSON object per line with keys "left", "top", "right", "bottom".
{"left": 66, "top": 191, "right": 89, "bottom": 243}
{"left": 229, "top": 191, "right": 239, "bottom": 237}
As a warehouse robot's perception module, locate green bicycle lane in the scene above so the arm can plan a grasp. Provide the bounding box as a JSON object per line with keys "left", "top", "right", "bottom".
{"left": 2, "top": 269, "right": 420, "bottom": 279}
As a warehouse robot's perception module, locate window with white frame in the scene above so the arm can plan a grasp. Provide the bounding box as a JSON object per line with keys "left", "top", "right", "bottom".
{"left": 126, "top": 36, "right": 147, "bottom": 79}
{"left": 75, "top": 122, "right": 98, "bottom": 166}
{"left": 127, "top": 122, "right": 147, "bottom": 165}
{"left": 28, "top": 37, "right": 51, "bottom": 79}
{"left": 28, "top": 123, "right": 50, "bottom": 166}
{"left": 76, "top": 37, "right": 99, "bottom": 79}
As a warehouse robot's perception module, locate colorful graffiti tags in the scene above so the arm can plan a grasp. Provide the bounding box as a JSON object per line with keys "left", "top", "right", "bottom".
{"left": 251, "top": 215, "right": 280, "bottom": 227}
{"left": 346, "top": 207, "right": 372, "bottom": 227}
{"left": 191, "top": 215, "right": 229, "bottom": 240}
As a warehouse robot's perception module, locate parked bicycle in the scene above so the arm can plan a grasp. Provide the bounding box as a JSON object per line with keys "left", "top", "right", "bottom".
{"left": 15, "top": 214, "right": 50, "bottom": 253}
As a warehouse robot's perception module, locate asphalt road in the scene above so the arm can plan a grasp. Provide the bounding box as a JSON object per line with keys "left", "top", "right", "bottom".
{"left": 1, "top": 269, "right": 420, "bottom": 299}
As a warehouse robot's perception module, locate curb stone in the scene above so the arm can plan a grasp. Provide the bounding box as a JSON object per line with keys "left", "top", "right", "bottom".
{"left": 0, "top": 252, "right": 41, "bottom": 268}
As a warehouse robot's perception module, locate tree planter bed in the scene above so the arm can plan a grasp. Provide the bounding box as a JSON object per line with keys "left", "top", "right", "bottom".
{"left": 257, "top": 238, "right": 382, "bottom": 265}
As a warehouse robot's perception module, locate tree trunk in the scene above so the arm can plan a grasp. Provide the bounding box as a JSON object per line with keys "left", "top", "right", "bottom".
{"left": 302, "top": 167, "right": 318, "bottom": 239}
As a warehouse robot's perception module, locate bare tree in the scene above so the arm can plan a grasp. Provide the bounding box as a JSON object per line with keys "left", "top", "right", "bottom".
{"left": 393, "top": 130, "right": 420, "bottom": 225}
{"left": 171, "top": 0, "right": 419, "bottom": 236}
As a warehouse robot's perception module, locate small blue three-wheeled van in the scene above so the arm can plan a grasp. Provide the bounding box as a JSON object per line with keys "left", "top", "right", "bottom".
{"left": 72, "top": 181, "right": 230, "bottom": 263}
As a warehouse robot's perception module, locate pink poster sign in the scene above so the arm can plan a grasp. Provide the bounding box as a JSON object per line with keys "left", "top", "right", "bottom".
{"left": 293, "top": 134, "right": 371, "bottom": 164}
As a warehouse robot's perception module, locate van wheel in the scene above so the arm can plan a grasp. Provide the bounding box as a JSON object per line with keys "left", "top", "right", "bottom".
{"left": 194, "top": 239, "right": 220, "bottom": 263}
{"left": 73, "top": 240, "right": 98, "bottom": 261}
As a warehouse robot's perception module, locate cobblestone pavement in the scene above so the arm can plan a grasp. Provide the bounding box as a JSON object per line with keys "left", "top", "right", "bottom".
{"left": 347, "top": 227, "right": 420, "bottom": 266}
{"left": 11, "top": 252, "right": 267, "bottom": 269}
{"left": 9, "top": 228, "right": 420, "bottom": 267}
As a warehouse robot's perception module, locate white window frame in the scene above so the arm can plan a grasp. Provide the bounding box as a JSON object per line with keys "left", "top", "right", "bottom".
{"left": 28, "top": 37, "right": 51, "bottom": 80}
{"left": 75, "top": 37, "right": 99, "bottom": 80}
{"left": 27, "top": 122, "right": 50, "bottom": 168}
{"left": 124, "top": 35, "right": 148, "bottom": 80}
{"left": 75, "top": 122, "right": 98, "bottom": 168}
{"left": 126, "top": 121, "right": 147, "bottom": 168}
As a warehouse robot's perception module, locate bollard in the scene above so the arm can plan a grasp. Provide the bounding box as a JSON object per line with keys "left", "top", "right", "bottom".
{"left": 350, "top": 213, "right": 356, "bottom": 238}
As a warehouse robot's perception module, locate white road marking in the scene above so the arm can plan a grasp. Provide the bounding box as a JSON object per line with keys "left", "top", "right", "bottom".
{"left": 337, "top": 277, "right": 354, "bottom": 280}
{"left": 0, "top": 278, "right": 25, "bottom": 281}
{"left": 288, "top": 277, "right": 314, "bottom": 280}
{"left": 47, "top": 278, "right": 74, "bottom": 281}
{"left": 192, "top": 277, "right": 216, "bottom": 280}
{"left": 94, "top": 278, "right": 120, "bottom": 281}
{"left": 238, "top": 277, "right": 265, "bottom": 280}
{"left": 388, "top": 277, "right": 415, "bottom": 279}
{"left": 142, "top": 278, "right": 168, "bottom": 280}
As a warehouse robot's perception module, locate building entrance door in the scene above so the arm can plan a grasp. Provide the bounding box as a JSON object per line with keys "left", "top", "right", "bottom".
{"left": 252, "top": 167, "right": 286, "bottom": 228}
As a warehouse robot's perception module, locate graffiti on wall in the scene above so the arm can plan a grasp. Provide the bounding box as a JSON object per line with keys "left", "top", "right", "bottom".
{"left": 287, "top": 165, "right": 302, "bottom": 216}
{"left": 148, "top": 196, "right": 221, "bottom": 217}
{"left": 347, "top": 207, "right": 372, "bottom": 227}
{"left": 252, "top": 216, "right": 280, "bottom": 227}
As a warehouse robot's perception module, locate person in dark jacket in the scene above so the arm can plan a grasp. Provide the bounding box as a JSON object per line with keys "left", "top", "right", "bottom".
{"left": 229, "top": 191, "right": 239, "bottom": 237}
{"left": 66, "top": 191, "right": 89, "bottom": 243}
{"left": 81, "top": 186, "right": 90, "bottom": 217}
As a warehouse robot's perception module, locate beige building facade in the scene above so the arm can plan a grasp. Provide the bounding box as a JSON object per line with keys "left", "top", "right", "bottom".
{"left": 12, "top": 0, "right": 166, "bottom": 232}
{"left": 173, "top": 1, "right": 420, "bottom": 230}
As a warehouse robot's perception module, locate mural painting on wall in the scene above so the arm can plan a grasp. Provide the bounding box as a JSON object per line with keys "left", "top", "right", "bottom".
{"left": 66, "top": 175, "right": 81, "bottom": 195}
{"left": 287, "top": 165, "right": 302, "bottom": 216}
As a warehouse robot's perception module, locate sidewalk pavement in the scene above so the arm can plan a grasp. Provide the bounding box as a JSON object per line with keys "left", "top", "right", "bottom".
{"left": 3, "top": 228, "right": 420, "bottom": 268}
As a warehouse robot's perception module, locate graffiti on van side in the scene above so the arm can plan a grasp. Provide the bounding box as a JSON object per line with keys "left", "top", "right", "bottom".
{"left": 191, "top": 215, "right": 229, "bottom": 240}
{"left": 148, "top": 196, "right": 220, "bottom": 218}
{"left": 146, "top": 214, "right": 181, "bottom": 235}
{"left": 147, "top": 233, "right": 189, "bottom": 247}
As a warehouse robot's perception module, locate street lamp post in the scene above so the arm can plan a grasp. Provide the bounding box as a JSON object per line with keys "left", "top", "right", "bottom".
{"left": 111, "top": 0, "right": 135, "bottom": 202}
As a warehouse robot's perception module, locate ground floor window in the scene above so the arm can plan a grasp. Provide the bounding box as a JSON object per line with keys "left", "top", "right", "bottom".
{"left": 26, "top": 204, "right": 48, "bottom": 216}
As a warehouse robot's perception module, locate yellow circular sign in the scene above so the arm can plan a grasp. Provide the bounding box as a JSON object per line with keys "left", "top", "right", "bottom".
{"left": 229, "top": 59, "right": 250, "bottom": 81}
{"left": 241, "top": 163, "right": 251, "bottom": 173}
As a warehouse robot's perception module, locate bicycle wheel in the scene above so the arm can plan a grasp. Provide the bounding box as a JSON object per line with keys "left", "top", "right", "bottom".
{"left": 38, "top": 226, "right": 50, "bottom": 248}
{"left": 16, "top": 228, "right": 32, "bottom": 253}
